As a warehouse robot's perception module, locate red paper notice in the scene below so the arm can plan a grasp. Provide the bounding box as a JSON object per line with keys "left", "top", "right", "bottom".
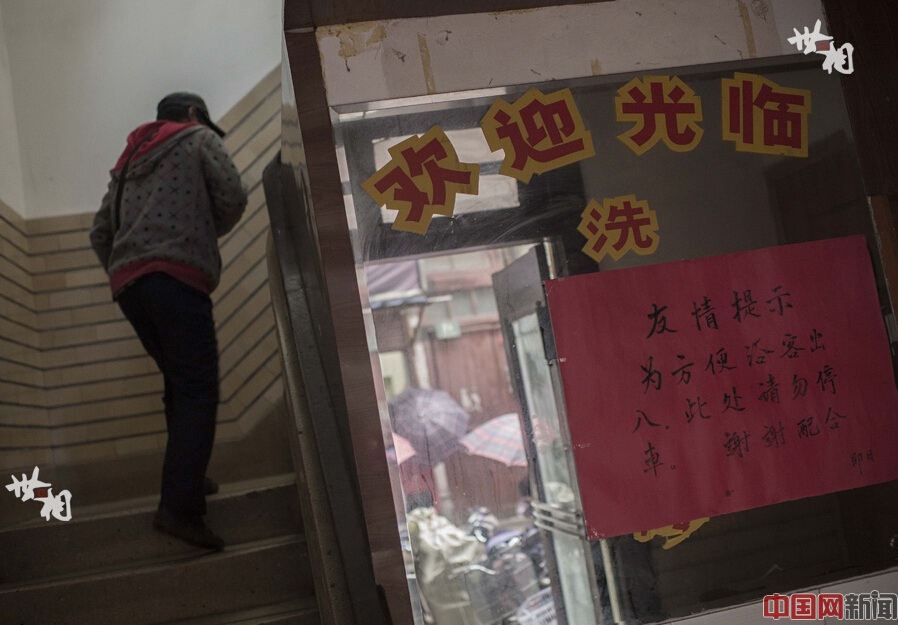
{"left": 545, "top": 236, "right": 898, "bottom": 539}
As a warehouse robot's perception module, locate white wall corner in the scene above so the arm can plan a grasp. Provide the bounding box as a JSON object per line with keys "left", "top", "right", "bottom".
{"left": 0, "top": 2, "right": 27, "bottom": 216}
{"left": 2, "top": 0, "right": 282, "bottom": 219}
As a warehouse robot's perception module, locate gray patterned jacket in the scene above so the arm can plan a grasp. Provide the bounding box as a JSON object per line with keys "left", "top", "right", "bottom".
{"left": 90, "top": 122, "right": 247, "bottom": 291}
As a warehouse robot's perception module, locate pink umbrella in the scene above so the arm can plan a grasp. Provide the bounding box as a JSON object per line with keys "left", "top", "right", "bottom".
{"left": 461, "top": 413, "right": 528, "bottom": 467}
{"left": 390, "top": 433, "right": 418, "bottom": 465}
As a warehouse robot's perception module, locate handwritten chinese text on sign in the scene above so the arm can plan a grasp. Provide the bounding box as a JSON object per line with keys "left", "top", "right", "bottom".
{"left": 545, "top": 236, "right": 898, "bottom": 539}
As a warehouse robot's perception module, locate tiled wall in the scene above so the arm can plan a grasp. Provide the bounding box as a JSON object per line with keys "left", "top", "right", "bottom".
{"left": 0, "top": 68, "right": 283, "bottom": 472}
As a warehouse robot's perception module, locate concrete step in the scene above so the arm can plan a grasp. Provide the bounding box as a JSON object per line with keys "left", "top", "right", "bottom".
{"left": 162, "top": 597, "right": 320, "bottom": 625}
{"left": 0, "top": 474, "right": 302, "bottom": 585}
{"left": 0, "top": 408, "right": 297, "bottom": 527}
{"left": 0, "top": 534, "right": 313, "bottom": 625}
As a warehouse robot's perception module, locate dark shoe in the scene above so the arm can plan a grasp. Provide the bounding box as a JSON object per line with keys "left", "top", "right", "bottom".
{"left": 153, "top": 506, "right": 225, "bottom": 551}
{"left": 204, "top": 477, "right": 219, "bottom": 495}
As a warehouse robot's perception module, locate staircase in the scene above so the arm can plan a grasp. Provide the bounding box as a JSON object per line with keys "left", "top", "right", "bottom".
{"left": 0, "top": 473, "right": 319, "bottom": 625}
{"left": 0, "top": 66, "right": 323, "bottom": 624}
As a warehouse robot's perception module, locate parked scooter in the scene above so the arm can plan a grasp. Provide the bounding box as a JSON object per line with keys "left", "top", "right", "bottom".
{"left": 453, "top": 508, "right": 548, "bottom": 624}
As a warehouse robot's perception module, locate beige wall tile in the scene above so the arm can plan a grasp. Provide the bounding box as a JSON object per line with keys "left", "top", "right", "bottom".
{"left": 1, "top": 225, "right": 30, "bottom": 258}
{"left": 221, "top": 343, "right": 278, "bottom": 397}
{"left": 41, "top": 337, "right": 127, "bottom": 368}
{"left": 220, "top": 227, "right": 268, "bottom": 283}
{"left": 222, "top": 89, "right": 280, "bottom": 154}
{"left": 216, "top": 420, "right": 242, "bottom": 441}
{"left": 53, "top": 231, "right": 92, "bottom": 252}
{"left": 0, "top": 404, "right": 48, "bottom": 425}
{"left": 38, "top": 386, "right": 80, "bottom": 409}
{"left": 0, "top": 316, "right": 39, "bottom": 347}
{"left": 0, "top": 365, "right": 43, "bottom": 388}
{"left": 41, "top": 324, "right": 99, "bottom": 350}
{"left": 114, "top": 434, "right": 160, "bottom": 457}
{"left": 67, "top": 302, "right": 121, "bottom": 327}
{"left": 12, "top": 388, "right": 49, "bottom": 409}
{"left": 92, "top": 320, "right": 133, "bottom": 342}
{"left": 52, "top": 440, "right": 118, "bottom": 465}
{"left": 214, "top": 262, "right": 267, "bottom": 319}
{"left": 0, "top": 426, "right": 51, "bottom": 448}
{"left": 230, "top": 357, "right": 276, "bottom": 408}
{"left": 117, "top": 339, "right": 147, "bottom": 359}
{"left": 218, "top": 285, "right": 271, "bottom": 346}
{"left": 263, "top": 379, "right": 284, "bottom": 405}
{"left": 241, "top": 143, "right": 279, "bottom": 189}
{"left": 26, "top": 213, "right": 93, "bottom": 235}
{"left": 40, "top": 247, "right": 97, "bottom": 272}
{"left": 0, "top": 255, "right": 32, "bottom": 290}
{"left": 232, "top": 116, "right": 280, "bottom": 171}
{"left": 216, "top": 402, "right": 236, "bottom": 422}
{"left": 0, "top": 296, "right": 38, "bottom": 328}
{"left": 218, "top": 67, "right": 279, "bottom": 130}
{"left": 51, "top": 418, "right": 129, "bottom": 446}
{"left": 36, "top": 308, "right": 73, "bottom": 330}
{"left": 105, "top": 394, "right": 163, "bottom": 418}
{"left": 0, "top": 338, "right": 40, "bottom": 368}
{"left": 0, "top": 449, "right": 40, "bottom": 473}
{"left": 32, "top": 293, "right": 51, "bottom": 310}
{"left": 28, "top": 255, "right": 48, "bottom": 273}
{"left": 62, "top": 267, "right": 107, "bottom": 289}
{"left": 235, "top": 396, "right": 271, "bottom": 434}
{"left": 0, "top": 198, "right": 26, "bottom": 228}
{"left": 126, "top": 414, "right": 164, "bottom": 437}
{"left": 222, "top": 334, "right": 277, "bottom": 388}
{"left": 263, "top": 355, "right": 282, "bottom": 378}
{"left": 218, "top": 189, "right": 266, "bottom": 247}
{"left": 102, "top": 356, "right": 157, "bottom": 379}
{"left": 0, "top": 427, "right": 51, "bottom": 448}
{"left": 48, "top": 402, "right": 112, "bottom": 425}
{"left": 0, "top": 447, "right": 56, "bottom": 474}
{"left": 222, "top": 228, "right": 253, "bottom": 261}
{"left": 237, "top": 199, "right": 270, "bottom": 240}
{"left": 44, "top": 361, "right": 105, "bottom": 386}
{"left": 1, "top": 276, "right": 36, "bottom": 311}
{"left": 42, "top": 374, "right": 162, "bottom": 410}
{"left": 28, "top": 234, "right": 62, "bottom": 254}
{"left": 31, "top": 273, "right": 67, "bottom": 292}
{"left": 47, "top": 286, "right": 107, "bottom": 309}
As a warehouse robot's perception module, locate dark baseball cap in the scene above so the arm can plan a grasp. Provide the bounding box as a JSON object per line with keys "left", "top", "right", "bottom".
{"left": 156, "top": 92, "right": 226, "bottom": 137}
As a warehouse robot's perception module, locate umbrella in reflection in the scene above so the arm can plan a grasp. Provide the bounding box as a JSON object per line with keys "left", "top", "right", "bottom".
{"left": 461, "top": 413, "right": 527, "bottom": 467}
{"left": 386, "top": 433, "right": 418, "bottom": 465}
{"left": 389, "top": 388, "right": 470, "bottom": 466}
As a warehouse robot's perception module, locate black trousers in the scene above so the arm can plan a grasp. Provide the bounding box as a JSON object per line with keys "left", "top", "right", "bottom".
{"left": 117, "top": 272, "right": 219, "bottom": 516}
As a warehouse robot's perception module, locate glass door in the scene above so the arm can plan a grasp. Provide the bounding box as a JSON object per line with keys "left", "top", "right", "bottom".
{"left": 493, "top": 245, "right": 605, "bottom": 624}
